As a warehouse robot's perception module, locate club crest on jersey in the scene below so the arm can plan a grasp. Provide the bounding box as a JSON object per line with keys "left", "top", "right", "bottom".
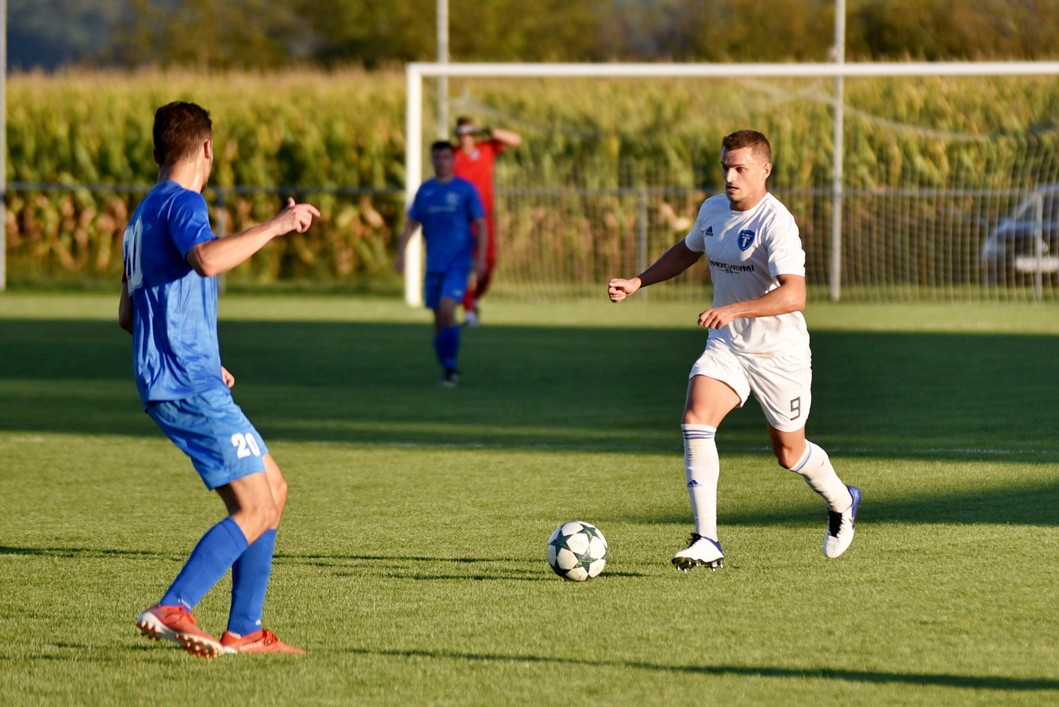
{"left": 738, "top": 229, "right": 756, "bottom": 251}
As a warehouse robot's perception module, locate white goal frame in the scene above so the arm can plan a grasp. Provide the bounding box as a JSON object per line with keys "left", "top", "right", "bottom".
{"left": 404, "top": 60, "right": 1059, "bottom": 305}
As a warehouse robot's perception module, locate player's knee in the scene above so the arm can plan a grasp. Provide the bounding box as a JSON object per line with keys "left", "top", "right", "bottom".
{"left": 774, "top": 445, "right": 802, "bottom": 471}
{"left": 262, "top": 501, "right": 280, "bottom": 531}
{"left": 682, "top": 408, "right": 706, "bottom": 426}
{"left": 249, "top": 502, "right": 280, "bottom": 541}
{"left": 237, "top": 497, "right": 280, "bottom": 542}
{"left": 262, "top": 455, "right": 288, "bottom": 520}
{"left": 271, "top": 475, "right": 289, "bottom": 517}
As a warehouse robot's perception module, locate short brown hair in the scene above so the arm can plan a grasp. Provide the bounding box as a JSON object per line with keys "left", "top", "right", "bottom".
{"left": 722, "top": 130, "right": 771, "bottom": 163}
{"left": 153, "top": 101, "right": 213, "bottom": 167}
{"left": 454, "top": 116, "right": 478, "bottom": 137}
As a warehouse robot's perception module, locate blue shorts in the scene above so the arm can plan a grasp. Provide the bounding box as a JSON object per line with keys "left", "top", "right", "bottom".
{"left": 146, "top": 388, "right": 269, "bottom": 491}
{"left": 424, "top": 269, "right": 470, "bottom": 310}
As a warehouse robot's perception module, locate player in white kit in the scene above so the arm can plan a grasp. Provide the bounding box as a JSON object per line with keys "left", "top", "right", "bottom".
{"left": 608, "top": 130, "right": 860, "bottom": 571}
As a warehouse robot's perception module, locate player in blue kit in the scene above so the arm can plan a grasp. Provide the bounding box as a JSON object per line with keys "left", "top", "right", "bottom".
{"left": 396, "top": 140, "right": 487, "bottom": 387}
{"left": 608, "top": 130, "right": 861, "bottom": 571}
{"left": 119, "top": 101, "right": 320, "bottom": 657}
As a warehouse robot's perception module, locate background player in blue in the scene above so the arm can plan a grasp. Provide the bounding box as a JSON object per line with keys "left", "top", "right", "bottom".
{"left": 396, "top": 140, "right": 487, "bottom": 387}
{"left": 119, "top": 101, "right": 320, "bottom": 657}
{"left": 608, "top": 130, "right": 860, "bottom": 572}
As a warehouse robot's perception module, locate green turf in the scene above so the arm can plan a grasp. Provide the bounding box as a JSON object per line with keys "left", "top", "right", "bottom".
{"left": 1, "top": 293, "right": 1057, "bottom": 705}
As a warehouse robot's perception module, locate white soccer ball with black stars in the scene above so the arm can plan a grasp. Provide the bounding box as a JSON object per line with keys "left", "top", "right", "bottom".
{"left": 546, "top": 520, "right": 608, "bottom": 581}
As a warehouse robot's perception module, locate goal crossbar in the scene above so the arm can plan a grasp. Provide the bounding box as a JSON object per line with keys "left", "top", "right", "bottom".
{"left": 409, "top": 60, "right": 1059, "bottom": 79}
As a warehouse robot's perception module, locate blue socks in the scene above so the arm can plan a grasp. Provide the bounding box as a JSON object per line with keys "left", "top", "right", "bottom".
{"left": 226, "top": 528, "right": 277, "bottom": 636}
{"left": 433, "top": 325, "right": 461, "bottom": 372}
{"left": 157, "top": 514, "right": 281, "bottom": 635}
{"left": 160, "top": 516, "right": 248, "bottom": 610}
{"left": 156, "top": 517, "right": 279, "bottom": 636}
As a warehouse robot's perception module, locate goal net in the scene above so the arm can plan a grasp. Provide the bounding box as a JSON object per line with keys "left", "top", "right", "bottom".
{"left": 405, "top": 62, "right": 1059, "bottom": 304}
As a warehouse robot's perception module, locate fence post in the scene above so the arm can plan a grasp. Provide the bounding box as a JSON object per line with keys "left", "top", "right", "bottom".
{"left": 638, "top": 187, "right": 648, "bottom": 299}
{"left": 1033, "top": 190, "right": 1044, "bottom": 301}
{"left": 829, "top": 0, "right": 846, "bottom": 302}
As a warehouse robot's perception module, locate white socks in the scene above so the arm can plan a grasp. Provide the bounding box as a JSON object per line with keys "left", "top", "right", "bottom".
{"left": 683, "top": 429, "right": 851, "bottom": 539}
{"left": 789, "top": 441, "right": 853, "bottom": 512}
{"left": 681, "top": 424, "right": 719, "bottom": 540}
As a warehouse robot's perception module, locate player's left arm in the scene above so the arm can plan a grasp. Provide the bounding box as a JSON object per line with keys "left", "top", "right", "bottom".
{"left": 465, "top": 186, "right": 488, "bottom": 277}
{"left": 187, "top": 198, "right": 320, "bottom": 278}
{"left": 700, "top": 209, "right": 805, "bottom": 328}
{"left": 473, "top": 216, "right": 488, "bottom": 278}
{"left": 487, "top": 127, "right": 522, "bottom": 149}
{"left": 697, "top": 274, "right": 806, "bottom": 329}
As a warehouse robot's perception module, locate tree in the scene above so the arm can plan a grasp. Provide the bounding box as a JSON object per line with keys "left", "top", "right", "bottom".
{"left": 8, "top": 0, "right": 128, "bottom": 70}
{"left": 107, "top": 0, "right": 312, "bottom": 69}
{"left": 294, "top": 0, "right": 603, "bottom": 66}
{"left": 86, "top": 0, "right": 1059, "bottom": 71}
{"left": 848, "top": 0, "right": 1059, "bottom": 60}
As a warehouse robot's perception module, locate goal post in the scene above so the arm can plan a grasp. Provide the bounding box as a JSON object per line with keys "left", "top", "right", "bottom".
{"left": 403, "top": 67, "right": 424, "bottom": 306}
{"left": 404, "top": 61, "right": 1059, "bottom": 305}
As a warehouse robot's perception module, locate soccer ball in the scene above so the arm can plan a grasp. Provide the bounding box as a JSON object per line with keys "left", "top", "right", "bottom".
{"left": 546, "top": 520, "right": 608, "bottom": 581}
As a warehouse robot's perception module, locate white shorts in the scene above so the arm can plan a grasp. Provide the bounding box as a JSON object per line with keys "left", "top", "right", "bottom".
{"left": 689, "top": 338, "right": 812, "bottom": 432}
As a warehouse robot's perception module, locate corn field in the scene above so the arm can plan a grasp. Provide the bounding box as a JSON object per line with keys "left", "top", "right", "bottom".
{"left": 5, "top": 69, "right": 407, "bottom": 287}
{"left": 5, "top": 69, "right": 1059, "bottom": 298}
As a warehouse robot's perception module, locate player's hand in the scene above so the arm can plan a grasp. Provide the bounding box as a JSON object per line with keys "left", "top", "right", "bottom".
{"left": 697, "top": 306, "right": 736, "bottom": 329}
{"left": 221, "top": 366, "right": 236, "bottom": 388}
{"left": 278, "top": 197, "right": 321, "bottom": 234}
{"left": 607, "top": 277, "right": 640, "bottom": 302}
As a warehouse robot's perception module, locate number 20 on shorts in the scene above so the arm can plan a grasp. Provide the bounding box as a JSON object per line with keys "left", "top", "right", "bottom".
{"left": 231, "top": 432, "right": 262, "bottom": 459}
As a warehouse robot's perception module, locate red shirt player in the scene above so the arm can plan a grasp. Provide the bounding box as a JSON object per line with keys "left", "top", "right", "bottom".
{"left": 454, "top": 116, "right": 522, "bottom": 326}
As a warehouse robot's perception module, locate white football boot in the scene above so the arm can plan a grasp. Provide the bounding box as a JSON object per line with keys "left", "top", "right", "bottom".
{"left": 823, "top": 486, "right": 862, "bottom": 558}
{"left": 671, "top": 534, "right": 724, "bottom": 572}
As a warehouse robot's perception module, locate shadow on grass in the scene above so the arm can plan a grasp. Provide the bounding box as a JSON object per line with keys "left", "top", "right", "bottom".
{"left": 346, "top": 647, "right": 1059, "bottom": 692}
{"left": 0, "top": 545, "right": 173, "bottom": 559}
{"left": 3, "top": 318, "right": 1058, "bottom": 463}
{"left": 292, "top": 552, "right": 545, "bottom": 581}
{"left": 285, "top": 552, "right": 652, "bottom": 581}
{"left": 0, "top": 545, "right": 649, "bottom": 582}
{"left": 624, "top": 477, "right": 1059, "bottom": 528}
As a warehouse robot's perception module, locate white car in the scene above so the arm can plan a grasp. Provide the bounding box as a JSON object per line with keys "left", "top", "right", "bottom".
{"left": 980, "top": 184, "right": 1059, "bottom": 285}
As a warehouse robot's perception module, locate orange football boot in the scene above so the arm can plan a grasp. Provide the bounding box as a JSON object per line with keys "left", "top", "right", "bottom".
{"left": 136, "top": 604, "right": 222, "bottom": 659}
{"left": 221, "top": 628, "right": 304, "bottom": 655}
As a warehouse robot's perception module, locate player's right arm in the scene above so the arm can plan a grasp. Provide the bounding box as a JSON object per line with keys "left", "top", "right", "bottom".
{"left": 608, "top": 239, "right": 701, "bottom": 302}
{"left": 395, "top": 217, "right": 422, "bottom": 275}
{"left": 186, "top": 198, "right": 319, "bottom": 277}
{"left": 118, "top": 275, "right": 133, "bottom": 334}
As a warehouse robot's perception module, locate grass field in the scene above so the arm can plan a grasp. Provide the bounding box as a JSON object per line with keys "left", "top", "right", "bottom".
{"left": 1, "top": 292, "right": 1057, "bottom": 706}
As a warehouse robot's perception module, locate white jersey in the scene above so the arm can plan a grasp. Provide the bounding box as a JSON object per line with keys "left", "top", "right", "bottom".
{"left": 684, "top": 192, "right": 810, "bottom": 356}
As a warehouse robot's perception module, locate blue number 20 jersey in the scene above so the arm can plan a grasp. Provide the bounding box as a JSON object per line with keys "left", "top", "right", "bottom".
{"left": 123, "top": 181, "right": 224, "bottom": 403}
